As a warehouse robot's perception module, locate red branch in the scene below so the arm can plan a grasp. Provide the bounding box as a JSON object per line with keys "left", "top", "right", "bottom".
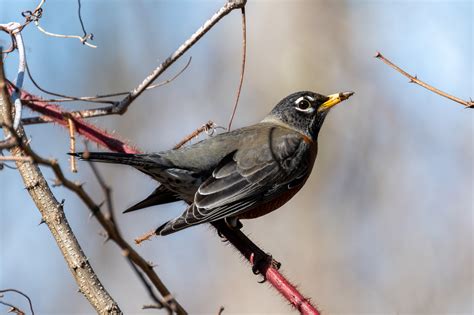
{"left": 16, "top": 87, "right": 320, "bottom": 315}
{"left": 8, "top": 85, "right": 137, "bottom": 154}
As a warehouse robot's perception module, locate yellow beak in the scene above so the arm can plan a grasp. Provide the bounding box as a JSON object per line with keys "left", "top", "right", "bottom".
{"left": 318, "top": 91, "right": 354, "bottom": 112}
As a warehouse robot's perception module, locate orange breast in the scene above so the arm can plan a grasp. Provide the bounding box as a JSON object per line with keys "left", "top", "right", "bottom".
{"left": 237, "top": 185, "right": 304, "bottom": 219}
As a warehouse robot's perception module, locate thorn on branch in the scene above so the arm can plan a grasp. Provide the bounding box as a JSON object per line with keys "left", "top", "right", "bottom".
{"left": 51, "top": 178, "right": 62, "bottom": 187}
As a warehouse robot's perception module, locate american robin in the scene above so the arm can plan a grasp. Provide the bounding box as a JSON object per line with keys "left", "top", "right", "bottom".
{"left": 73, "top": 91, "right": 353, "bottom": 235}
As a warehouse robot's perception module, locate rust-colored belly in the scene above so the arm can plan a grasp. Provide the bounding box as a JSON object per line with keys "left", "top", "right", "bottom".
{"left": 237, "top": 185, "right": 304, "bottom": 219}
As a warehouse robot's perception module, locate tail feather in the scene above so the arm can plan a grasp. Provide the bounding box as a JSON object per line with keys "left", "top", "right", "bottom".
{"left": 71, "top": 152, "right": 157, "bottom": 167}
{"left": 123, "top": 186, "right": 181, "bottom": 213}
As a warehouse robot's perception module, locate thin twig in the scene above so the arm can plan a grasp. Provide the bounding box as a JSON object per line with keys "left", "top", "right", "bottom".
{"left": 0, "top": 289, "right": 35, "bottom": 315}
{"left": 135, "top": 229, "right": 156, "bottom": 245}
{"left": 127, "top": 259, "right": 169, "bottom": 313}
{"left": 33, "top": 21, "right": 96, "bottom": 48}
{"left": 67, "top": 117, "right": 77, "bottom": 172}
{"left": 375, "top": 52, "right": 474, "bottom": 108}
{"left": 77, "top": 0, "right": 93, "bottom": 41}
{"left": 173, "top": 120, "right": 217, "bottom": 149}
{"left": 0, "top": 300, "right": 25, "bottom": 315}
{"left": 227, "top": 7, "right": 246, "bottom": 131}
{"left": 114, "top": 0, "right": 247, "bottom": 114}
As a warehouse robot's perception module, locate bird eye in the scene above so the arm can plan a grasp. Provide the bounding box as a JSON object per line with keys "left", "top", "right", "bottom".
{"left": 297, "top": 99, "right": 311, "bottom": 110}
{"left": 294, "top": 96, "right": 314, "bottom": 113}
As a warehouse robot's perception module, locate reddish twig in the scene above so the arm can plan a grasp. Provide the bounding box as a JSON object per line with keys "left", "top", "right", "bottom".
{"left": 7, "top": 84, "right": 138, "bottom": 153}
{"left": 375, "top": 52, "right": 474, "bottom": 108}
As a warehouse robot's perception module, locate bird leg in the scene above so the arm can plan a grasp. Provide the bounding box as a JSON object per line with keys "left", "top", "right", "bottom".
{"left": 211, "top": 220, "right": 281, "bottom": 283}
{"left": 224, "top": 217, "right": 243, "bottom": 230}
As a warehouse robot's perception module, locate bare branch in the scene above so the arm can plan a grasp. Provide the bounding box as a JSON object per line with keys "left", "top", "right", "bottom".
{"left": 375, "top": 52, "right": 474, "bottom": 108}
{"left": 113, "top": 0, "right": 247, "bottom": 114}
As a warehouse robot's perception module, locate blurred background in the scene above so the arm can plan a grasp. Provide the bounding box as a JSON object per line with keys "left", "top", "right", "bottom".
{"left": 0, "top": 0, "right": 472, "bottom": 314}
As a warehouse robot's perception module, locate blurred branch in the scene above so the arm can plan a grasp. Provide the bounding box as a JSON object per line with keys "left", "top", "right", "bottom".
{"left": 375, "top": 52, "right": 474, "bottom": 108}
{"left": 113, "top": 0, "right": 247, "bottom": 114}
{"left": 0, "top": 288, "right": 35, "bottom": 315}
{"left": 0, "top": 55, "right": 121, "bottom": 315}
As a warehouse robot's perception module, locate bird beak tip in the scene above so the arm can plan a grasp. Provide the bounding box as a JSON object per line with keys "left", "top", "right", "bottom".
{"left": 318, "top": 90, "right": 355, "bottom": 111}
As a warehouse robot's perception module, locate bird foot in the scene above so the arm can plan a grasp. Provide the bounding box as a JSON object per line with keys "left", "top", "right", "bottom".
{"left": 250, "top": 252, "right": 281, "bottom": 283}
{"left": 224, "top": 217, "right": 243, "bottom": 230}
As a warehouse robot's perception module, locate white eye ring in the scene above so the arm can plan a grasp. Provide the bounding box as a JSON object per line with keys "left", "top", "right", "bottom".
{"left": 294, "top": 97, "right": 315, "bottom": 113}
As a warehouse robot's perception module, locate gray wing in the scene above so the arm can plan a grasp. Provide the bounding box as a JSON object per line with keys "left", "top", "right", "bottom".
{"left": 156, "top": 129, "right": 311, "bottom": 235}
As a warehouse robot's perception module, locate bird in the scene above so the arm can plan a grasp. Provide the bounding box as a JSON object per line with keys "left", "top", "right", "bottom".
{"left": 73, "top": 90, "right": 354, "bottom": 236}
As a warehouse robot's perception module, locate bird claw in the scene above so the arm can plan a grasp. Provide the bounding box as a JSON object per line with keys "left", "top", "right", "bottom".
{"left": 217, "top": 230, "right": 228, "bottom": 242}
{"left": 250, "top": 252, "right": 282, "bottom": 283}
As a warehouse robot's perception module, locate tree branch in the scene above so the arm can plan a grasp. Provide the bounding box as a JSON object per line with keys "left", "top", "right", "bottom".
{"left": 113, "top": 0, "right": 247, "bottom": 114}
{"left": 375, "top": 52, "right": 474, "bottom": 108}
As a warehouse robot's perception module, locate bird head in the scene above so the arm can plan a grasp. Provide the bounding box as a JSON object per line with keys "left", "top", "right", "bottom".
{"left": 263, "top": 91, "right": 354, "bottom": 139}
